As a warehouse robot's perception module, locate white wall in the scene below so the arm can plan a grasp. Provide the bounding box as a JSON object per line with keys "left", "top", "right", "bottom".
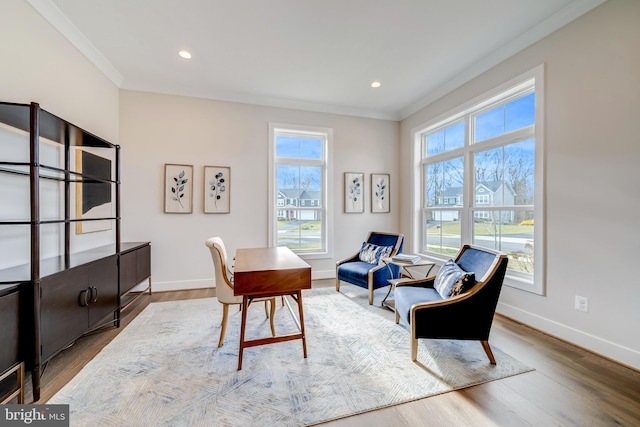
{"left": 119, "top": 91, "right": 400, "bottom": 291}
{"left": 0, "top": 0, "right": 120, "bottom": 266}
{"left": 0, "top": 0, "right": 119, "bottom": 142}
{"left": 400, "top": 0, "right": 640, "bottom": 370}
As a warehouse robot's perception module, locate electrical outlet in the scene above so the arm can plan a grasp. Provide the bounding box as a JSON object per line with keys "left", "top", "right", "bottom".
{"left": 575, "top": 295, "right": 589, "bottom": 312}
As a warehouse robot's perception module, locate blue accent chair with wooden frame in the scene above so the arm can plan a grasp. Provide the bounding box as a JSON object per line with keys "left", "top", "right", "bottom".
{"left": 336, "top": 231, "right": 404, "bottom": 305}
{"left": 394, "top": 244, "right": 508, "bottom": 364}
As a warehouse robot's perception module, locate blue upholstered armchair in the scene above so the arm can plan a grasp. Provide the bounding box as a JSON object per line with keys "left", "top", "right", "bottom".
{"left": 336, "top": 232, "right": 404, "bottom": 305}
{"left": 394, "top": 244, "right": 508, "bottom": 364}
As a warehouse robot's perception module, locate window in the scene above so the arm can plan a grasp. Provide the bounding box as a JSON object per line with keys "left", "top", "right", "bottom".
{"left": 414, "top": 65, "right": 544, "bottom": 294}
{"left": 269, "top": 123, "right": 332, "bottom": 258}
{"left": 475, "top": 194, "right": 490, "bottom": 205}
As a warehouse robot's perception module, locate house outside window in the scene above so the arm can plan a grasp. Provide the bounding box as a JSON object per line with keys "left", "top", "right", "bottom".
{"left": 414, "top": 65, "right": 544, "bottom": 294}
{"left": 269, "top": 123, "right": 332, "bottom": 258}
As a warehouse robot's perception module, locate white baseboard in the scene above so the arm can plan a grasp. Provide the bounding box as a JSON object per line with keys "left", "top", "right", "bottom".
{"left": 497, "top": 302, "right": 640, "bottom": 371}
{"left": 151, "top": 278, "right": 213, "bottom": 293}
{"left": 312, "top": 269, "right": 335, "bottom": 280}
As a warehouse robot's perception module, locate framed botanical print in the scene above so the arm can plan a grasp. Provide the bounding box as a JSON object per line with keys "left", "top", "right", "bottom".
{"left": 204, "top": 166, "right": 230, "bottom": 213}
{"left": 371, "top": 173, "right": 390, "bottom": 213}
{"left": 344, "top": 172, "right": 364, "bottom": 213}
{"left": 164, "top": 164, "right": 193, "bottom": 213}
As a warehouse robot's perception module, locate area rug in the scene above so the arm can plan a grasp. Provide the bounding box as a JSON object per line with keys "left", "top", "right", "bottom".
{"left": 49, "top": 285, "right": 533, "bottom": 426}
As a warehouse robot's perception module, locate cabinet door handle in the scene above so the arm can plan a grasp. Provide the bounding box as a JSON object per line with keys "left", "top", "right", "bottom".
{"left": 79, "top": 289, "right": 89, "bottom": 307}
{"left": 89, "top": 286, "right": 98, "bottom": 304}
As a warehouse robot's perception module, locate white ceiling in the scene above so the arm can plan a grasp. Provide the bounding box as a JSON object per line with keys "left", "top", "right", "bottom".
{"left": 29, "top": 0, "right": 605, "bottom": 120}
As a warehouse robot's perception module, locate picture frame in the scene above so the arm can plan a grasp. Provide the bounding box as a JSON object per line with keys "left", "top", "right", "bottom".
{"left": 164, "top": 164, "right": 193, "bottom": 213}
{"left": 204, "top": 166, "right": 230, "bottom": 213}
{"left": 344, "top": 172, "right": 364, "bottom": 213}
{"left": 75, "top": 149, "right": 114, "bottom": 234}
{"left": 371, "top": 173, "right": 390, "bottom": 213}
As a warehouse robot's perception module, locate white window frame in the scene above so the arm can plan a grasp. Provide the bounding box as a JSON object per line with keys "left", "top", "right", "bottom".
{"left": 411, "top": 65, "right": 545, "bottom": 295}
{"left": 475, "top": 194, "right": 490, "bottom": 205}
{"left": 268, "top": 123, "right": 333, "bottom": 259}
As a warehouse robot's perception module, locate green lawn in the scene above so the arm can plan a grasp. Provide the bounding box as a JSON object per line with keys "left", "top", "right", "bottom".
{"left": 428, "top": 221, "right": 533, "bottom": 236}
{"left": 277, "top": 220, "right": 321, "bottom": 232}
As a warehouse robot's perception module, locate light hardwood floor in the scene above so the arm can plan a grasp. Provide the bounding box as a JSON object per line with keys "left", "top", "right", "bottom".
{"left": 23, "top": 280, "right": 640, "bottom": 426}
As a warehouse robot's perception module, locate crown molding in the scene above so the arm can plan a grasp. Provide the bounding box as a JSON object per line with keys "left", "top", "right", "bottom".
{"left": 26, "top": 0, "right": 124, "bottom": 86}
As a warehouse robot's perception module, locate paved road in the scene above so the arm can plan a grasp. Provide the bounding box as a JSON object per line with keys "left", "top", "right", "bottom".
{"left": 278, "top": 220, "right": 533, "bottom": 255}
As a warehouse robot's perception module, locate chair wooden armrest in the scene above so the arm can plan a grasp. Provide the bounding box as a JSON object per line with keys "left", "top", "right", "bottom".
{"left": 394, "top": 275, "right": 436, "bottom": 288}
{"left": 336, "top": 252, "right": 360, "bottom": 266}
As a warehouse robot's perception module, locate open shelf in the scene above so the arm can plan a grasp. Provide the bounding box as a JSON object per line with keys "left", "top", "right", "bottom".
{"left": 0, "top": 101, "right": 123, "bottom": 402}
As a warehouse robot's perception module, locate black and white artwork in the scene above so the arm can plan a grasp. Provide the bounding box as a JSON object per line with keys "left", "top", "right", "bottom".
{"left": 164, "top": 164, "right": 193, "bottom": 213}
{"left": 204, "top": 166, "right": 230, "bottom": 213}
{"left": 76, "top": 150, "right": 113, "bottom": 234}
{"left": 344, "top": 172, "right": 364, "bottom": 213}
{"left": 371, "top": 173, "right": 390, "bottom": 213}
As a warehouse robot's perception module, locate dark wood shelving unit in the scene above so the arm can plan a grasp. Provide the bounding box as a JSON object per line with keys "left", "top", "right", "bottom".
{"left": 0, "top": 101, "right": 151, "bottom": 402}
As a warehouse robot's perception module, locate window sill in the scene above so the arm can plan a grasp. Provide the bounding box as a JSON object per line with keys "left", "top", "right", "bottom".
{"left": 295, "top": 251, "right": 332, "bottom": 261}
{"left": 504, "top": 274, "right": 543, "bottom": 295}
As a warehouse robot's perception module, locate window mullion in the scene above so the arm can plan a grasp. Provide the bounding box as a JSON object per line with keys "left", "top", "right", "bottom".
{"left": 463, "top": 146, "right": 473, "bottom": 245}
{"left": 470, "top": 126, "right": 533, "bottom": 150}
{"left": 275, "top": 157, "right": 324, "bottom": 166}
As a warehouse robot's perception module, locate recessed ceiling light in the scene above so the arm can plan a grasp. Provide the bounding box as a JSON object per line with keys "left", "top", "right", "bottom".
{"left": 370, "top": 81, "right": 381, "bottom": 88}
{"left": 178, "top": 50, "right": 192, "bottom": 59}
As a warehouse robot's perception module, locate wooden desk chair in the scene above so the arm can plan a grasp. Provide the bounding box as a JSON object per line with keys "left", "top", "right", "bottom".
{"left": 206, "top": 237, "right": 276, "bottom": 347}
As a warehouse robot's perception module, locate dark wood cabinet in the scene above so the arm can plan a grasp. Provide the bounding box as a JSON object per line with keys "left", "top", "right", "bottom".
{"left": 0, "top": 286, "right": 28, "bottom": 403}
{"left": 0, "top": 102, "right": 150, "bottom": 402}
{"left": 120, "top": 243, "right": 151, "bottom": 293}
{"left": 118, "top": 242, "right": 152, "bottom": 315}
{"left": 119, "top": 251, "right": 137, "bottom": 293}
{"left": 88, "top": 256, "right": 119, "bottom": 326}
{"left": 40, "top": 255, "right": 118, "bottom": 361}
{"left": 0, "top": 288, "right": 22, "bottom": 377}
{"left": 40, "top": 268, "right": 89, "bottom": 362}
{"left": 136, "top": 245, "right": 151, "bottom": 287}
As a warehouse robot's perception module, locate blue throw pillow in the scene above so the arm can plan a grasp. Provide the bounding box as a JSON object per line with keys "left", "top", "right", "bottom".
{"left": 433, "top": 259, "right": 475, "bottom": 298}
{"left": 358, "top": 242, "right": 393, "bottom": 264}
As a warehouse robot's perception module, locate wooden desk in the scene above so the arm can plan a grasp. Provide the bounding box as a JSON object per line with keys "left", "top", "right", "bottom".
{"left": 234, "top": 247, "right": 311, "bottom": 370}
